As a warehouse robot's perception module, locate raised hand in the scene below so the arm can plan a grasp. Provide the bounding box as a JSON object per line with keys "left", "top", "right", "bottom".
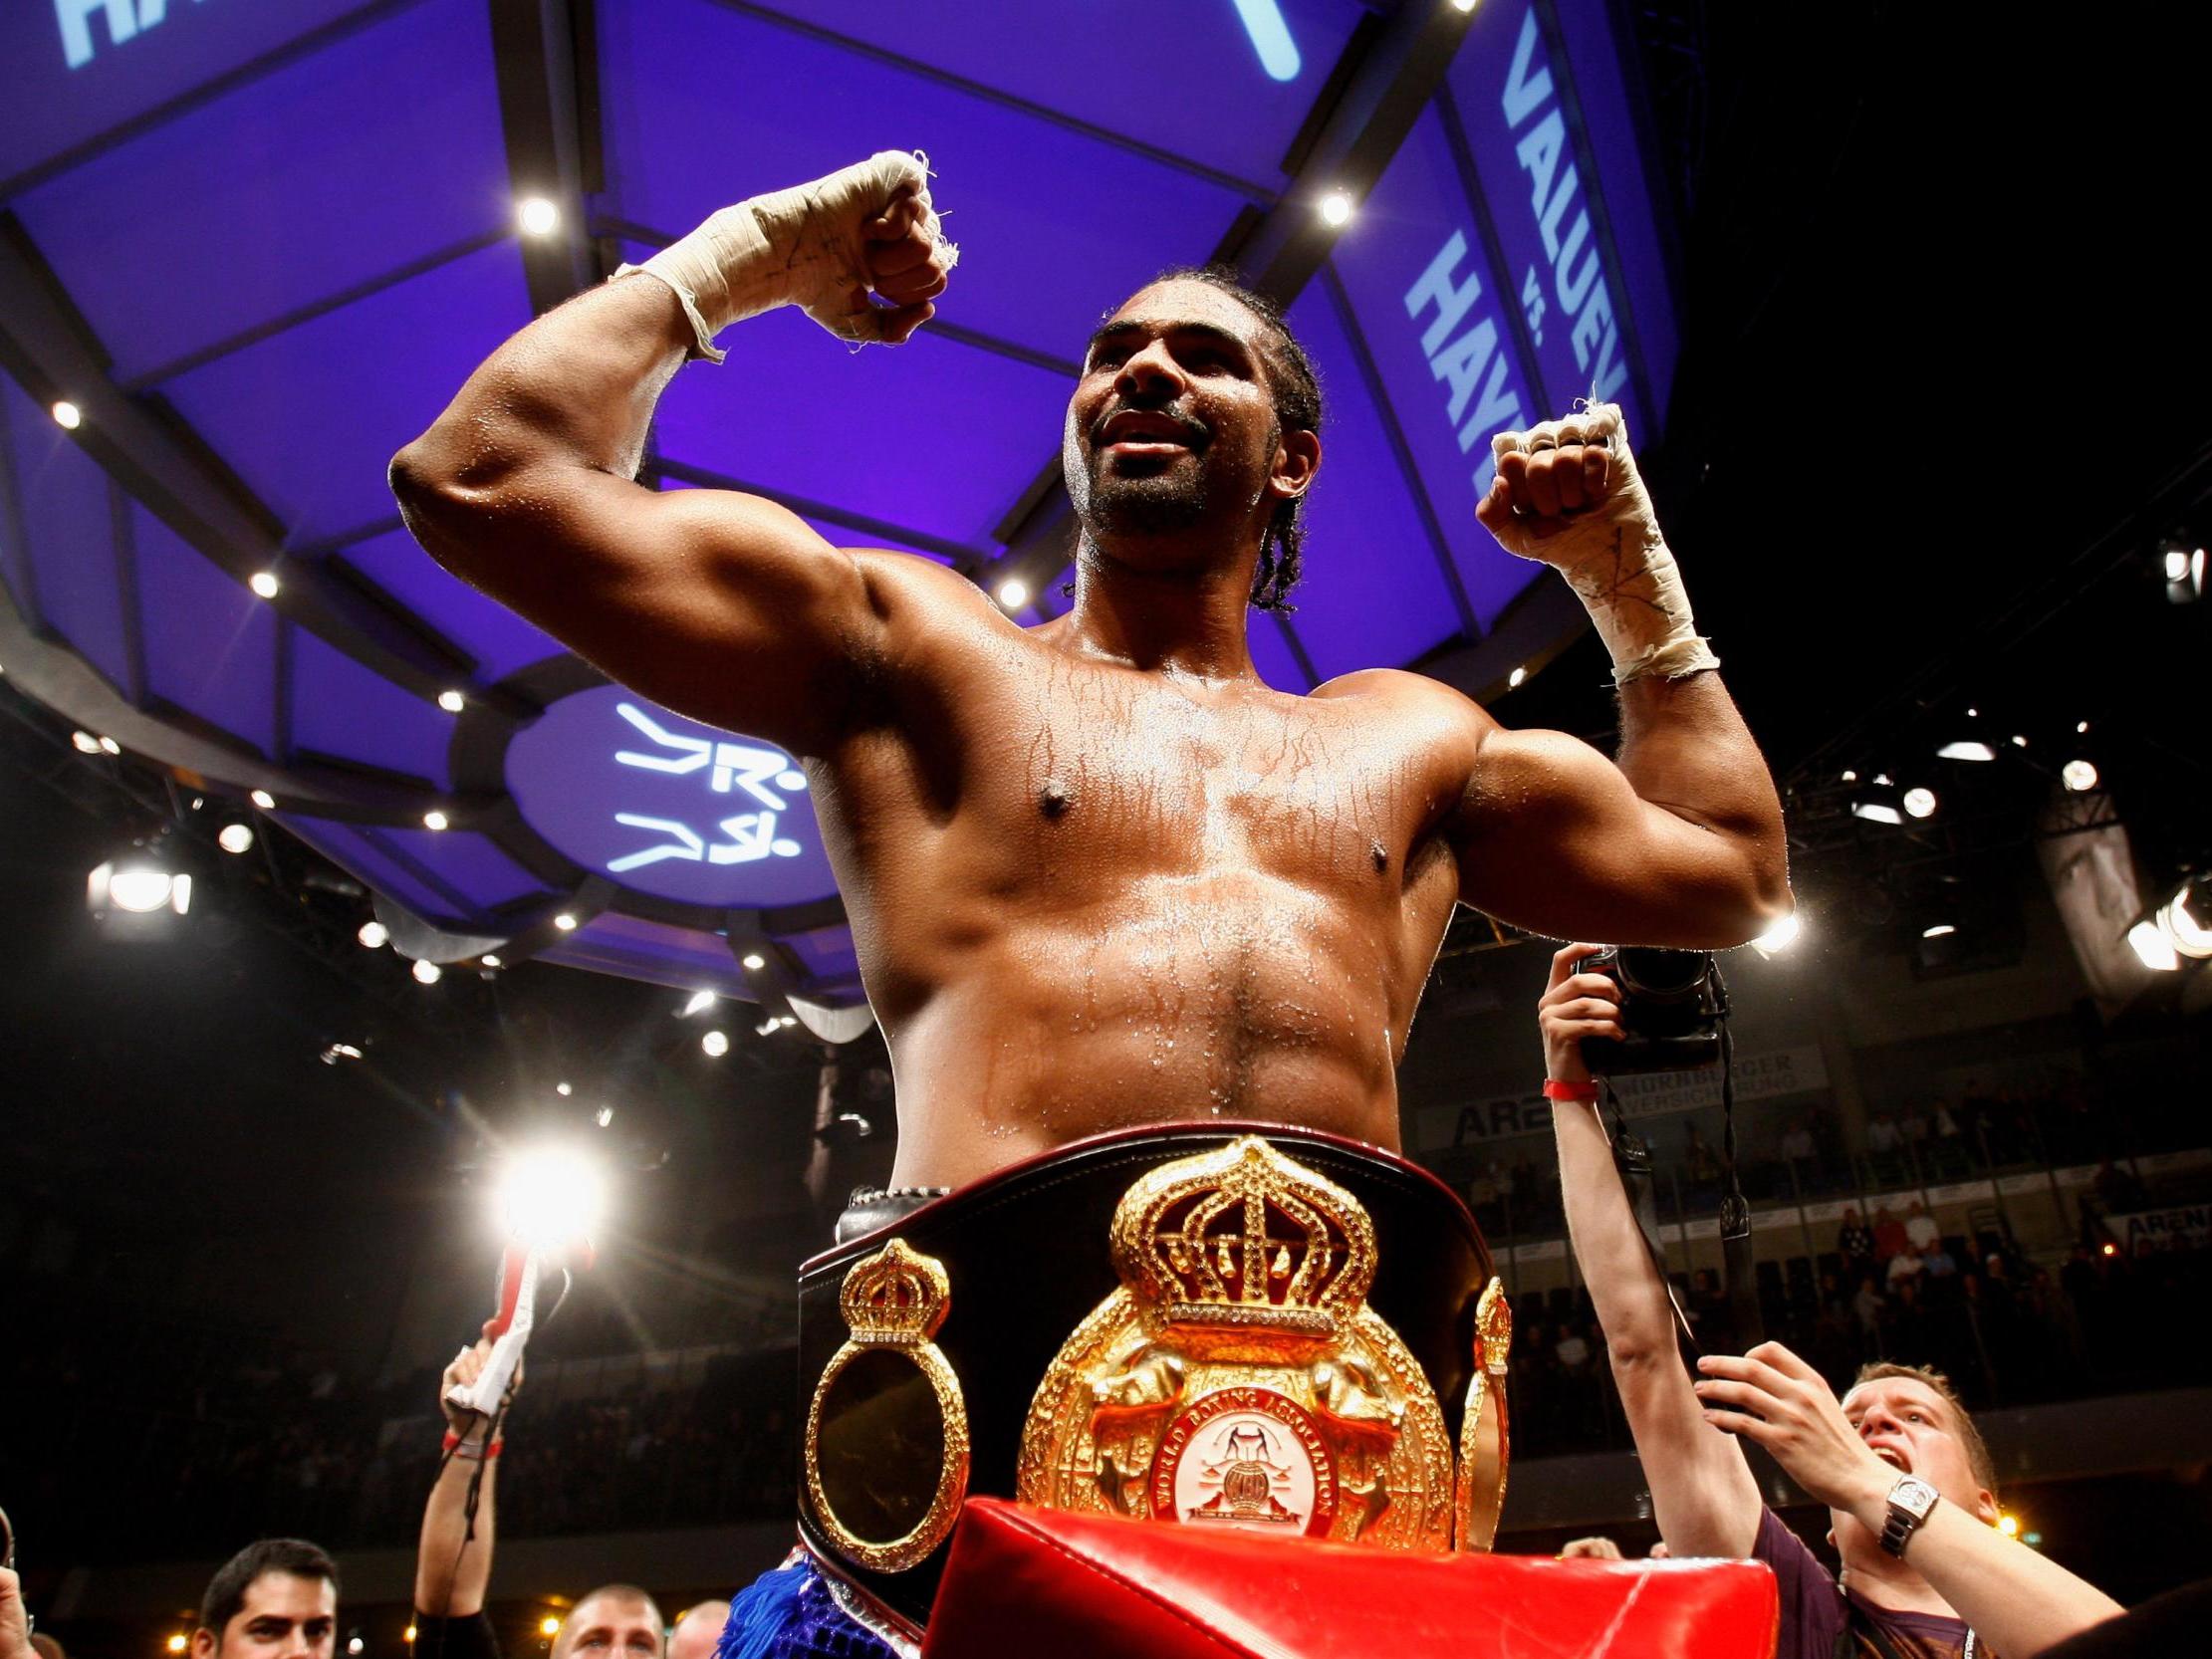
{"left": 1538, "top": 941, "right": 1624, "bottom": 1083}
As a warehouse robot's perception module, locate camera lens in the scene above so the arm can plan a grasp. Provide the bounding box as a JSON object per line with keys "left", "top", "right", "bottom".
{"left": 1616, "top": 947, "right": 1712, "bottom": 1000}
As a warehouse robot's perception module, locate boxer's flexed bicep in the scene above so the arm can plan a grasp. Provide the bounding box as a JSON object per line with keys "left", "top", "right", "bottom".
{"left": 1450, "top": 720, "right": 1777, "bottom": 949}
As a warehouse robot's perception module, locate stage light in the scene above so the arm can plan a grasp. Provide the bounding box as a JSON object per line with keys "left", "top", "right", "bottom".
{"left": 2010, "top": 735, "right": 2028, "bottom": 749}
{"left": 681, "top": 990, "right": 716, "bottom": 1016}
{"left": 250, "top": 789, "right": 276, "bottom": 810}
{"left": 321, "top": 1044, "right": 363, "bottom": 1065}
{"left": 1998, "top": 1514, "right": 2020, "bottom": 1539}
{"left": 1922, "top": 923, "right": 1956, "bottom": 939}
{"left": 405, "top": 1628, "right": 416, "bottom": 1646}
{"left": 1451, "top": 0, "right": 1480, "bottom": 13}
{"left": 438, "top": 689, "right": 466, "bottom": 712}
{"left": 1751, "top": 911, "right": 1802, "bottom": 954}
{"left": 701, "top": 1030, "right": 729, "bottom": 1057}
{"left": 2062, "top": 760, "right": 2097, "bottom": 792}
{"left": 480, "top": 953, "right": 501, "bottom": 967}
{"left": 96, "top": 862, "right": 190, "bottom": 915}
{"left": 2101, "top": 1242, "right": 2117, "bottom": 1258}
{"left": 1965, "top": 707, "right": 1978, "bottom": 717}
{"left": 1872, "top": 773, "right": 1891, "bottom": 787}
{"left": 741, "top": 952, "right": 766, "bottom": 971}
{"left": 556, "top": 1080, "right": 573, "bottom": 1096}
{"left": 358, "top": 920, "right": 388, "bottom": 948}
{"left": 412, "top": 959, "right": 442, "bottom": 984}
{"left": 423, "top": 810, "right": 449, "bottom": 830}
{"left": 167, "top": 1637, "right": 187, "bottom": 1654}
{"left": 498, "top": 1146, "right": 606, "bottom": 1247}
{"left": 2077, "top": 721, "right": 2089, "bottom": 734}
{"left": 52, "top": 399, "right": 82, "bottom": 429}
{"left": 2158, "top": 880, "right": 2212, "bottom": 960}
{"left": 519, "top": 197, "right": 560, "bottom": 236}
{"left": 1902, "top": 787, "right": 1937, "bottom": 819}
{"left": 218, "top": 823, "right": 255, "bottom": 854}
{"left": 539, "top": 1618, "right": 562, "bottom": 1639}
{"left": 98, "top": 734, "right": 121, "bottom": 755}
{"left": 249, "top": 571, "right": 280, "bottom": 599}
{"left": 1508, "top": 665, "right": 1528, "bottom": 688}
{"left": 1936, "top": 741, "right": 1996, "bottom": 762}
{"left": 554, "top": 912, "right": 578, "bottom": 930}
{"left": 349, "top": 1639, "right": 365, "bottom": 1656}
{"left": 1839, "top": 769, "right": 1857, "bottom": 783}
{"left": 1319, "top": 190, "right": 1355, "bottom": 227}
{"left": 996, "top": 578, "right": 1029, "bottom": 609}
{"left": 2163, "top": 546, "right": 2190, "bottom": 583}
{"left": 595, "top": 1106, "right": 614, "bottom": 1127}
{"left": 1850, "top": 802, "right": 1902, "bottom": 826}
{"left": 71, "top": 730, "right": 101, "bottom": 753}
{"left": 2126, "top": 919, "right": 2179, "bottom": 972}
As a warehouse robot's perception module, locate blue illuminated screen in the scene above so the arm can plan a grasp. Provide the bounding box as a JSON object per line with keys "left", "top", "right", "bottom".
{"left": 504, "top": 684, "right": 839, "bottom": 909}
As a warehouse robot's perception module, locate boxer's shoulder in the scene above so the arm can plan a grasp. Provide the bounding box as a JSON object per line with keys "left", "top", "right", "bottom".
{"left": 1309, "top": 665, "right": 1494, "bottom": 732}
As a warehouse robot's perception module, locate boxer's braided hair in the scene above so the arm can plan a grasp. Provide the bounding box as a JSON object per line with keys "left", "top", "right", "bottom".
{"left": 1142, "top": 265, "right": 1323, "bottom": 613}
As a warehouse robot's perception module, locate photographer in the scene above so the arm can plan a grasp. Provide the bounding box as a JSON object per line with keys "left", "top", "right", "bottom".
{"left": 413, "top": 1337, "right": 666, "bottom": 1659}
{"left": 1538, "top": 941, "right": 2123, "bottom": 1658}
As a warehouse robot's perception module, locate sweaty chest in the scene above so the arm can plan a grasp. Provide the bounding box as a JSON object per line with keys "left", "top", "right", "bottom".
{"left": 981, "top": 675, "right": 1444, "bottom": 892}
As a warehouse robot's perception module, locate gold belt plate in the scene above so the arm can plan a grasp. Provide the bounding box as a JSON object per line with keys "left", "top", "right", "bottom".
{"left": 1017, "top": 1136, "right": 1459, "bottom": 1550}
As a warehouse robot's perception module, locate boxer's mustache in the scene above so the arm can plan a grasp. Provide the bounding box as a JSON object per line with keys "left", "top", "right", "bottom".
{"left": 1091, "top": 404, "right": 1210, "bottom": 450}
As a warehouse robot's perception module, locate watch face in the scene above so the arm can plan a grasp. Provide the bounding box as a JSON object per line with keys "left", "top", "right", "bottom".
{"left": 1893, "top": 1477, "right": 1938, "bottom": 1515}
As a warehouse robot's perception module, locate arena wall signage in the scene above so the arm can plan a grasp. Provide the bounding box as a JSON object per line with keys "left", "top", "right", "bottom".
{"left": 503, "top": 683, "right": 839, "bottom": 909}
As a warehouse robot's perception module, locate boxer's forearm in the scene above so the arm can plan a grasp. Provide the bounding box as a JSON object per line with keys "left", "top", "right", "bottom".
{"left": 1613, "top": 670, "right": 1790, "bottom": 911}
{"left": 391, "top": 277, "right": 689, "bottom": 526}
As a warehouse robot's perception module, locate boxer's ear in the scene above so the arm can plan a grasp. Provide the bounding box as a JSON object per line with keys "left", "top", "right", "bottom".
{"left": 1271, "top": 426, "right": 1320, "bottom": 501}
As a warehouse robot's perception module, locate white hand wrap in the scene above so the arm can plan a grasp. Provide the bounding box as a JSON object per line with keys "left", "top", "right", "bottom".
{"left": 1490, "top": 403, "right": 1719, "bottom": 685}
{"left": 614, "top": 149, "right": 956, "bottom": 356}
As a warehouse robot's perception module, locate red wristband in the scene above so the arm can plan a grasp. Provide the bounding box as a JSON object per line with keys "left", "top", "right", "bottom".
{"left": 442, "top": 1430, "right": 503, "bottom": 1460}
{"left": 1543, "top": 1077, "right": 1599, "bottom": 1101}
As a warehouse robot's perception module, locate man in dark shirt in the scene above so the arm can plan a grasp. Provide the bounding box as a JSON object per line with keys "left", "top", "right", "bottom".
{"left": 412, "top": 1337, "right": 666, "bottom": 1659}
{"left": 1539, "top": 944, "right": 2124, "bottom": 1657}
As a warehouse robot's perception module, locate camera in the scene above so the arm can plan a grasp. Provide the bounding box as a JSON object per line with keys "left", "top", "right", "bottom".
{"left": 1578, "top": 945, "right": 1724, "bottom": 1076}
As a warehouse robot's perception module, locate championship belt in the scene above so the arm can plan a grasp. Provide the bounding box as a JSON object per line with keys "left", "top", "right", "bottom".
{"left": 795, "top": 1122, "right": 1506, "bottom": 1639}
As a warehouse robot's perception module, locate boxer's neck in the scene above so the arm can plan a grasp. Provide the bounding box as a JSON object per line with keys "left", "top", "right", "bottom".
{"left": 1057, "top": 536, "right": 1261, "bottom": 682}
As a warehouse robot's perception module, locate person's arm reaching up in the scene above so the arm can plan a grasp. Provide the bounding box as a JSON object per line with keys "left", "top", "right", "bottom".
{"left": 1453, "top": 409, "right": 1789, "bottom": 948}
{"left": 1539, "top": 943, "right": 1764, "bottom": 1557}
{"left": 387, "top": 153, "right": 954, "bottom": 758}
{"left": 415, "top": 1337, "right": 507, "bottom": 1620}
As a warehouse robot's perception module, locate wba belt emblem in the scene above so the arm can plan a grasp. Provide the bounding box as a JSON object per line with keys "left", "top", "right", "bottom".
{"left": 1017, "top": 1136, "right": 1460, "bottom": 1550}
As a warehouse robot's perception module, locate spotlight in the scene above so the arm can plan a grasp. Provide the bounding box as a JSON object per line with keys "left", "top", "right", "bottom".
{"left": 518, "top": 197, "right": 560, "bottom": 236}
{"left": 412, "top": 959, "right": 442, "bottom": 984}
{"left": 554, "top": 912, "right": 578, "bottom": 930}
{"left": 92, "top": 861, "right": 191, "bottom": 916}
{"left": 438, "top": 689, "right": 467, "bottom": 713}
{"left": 349, "top": 1640, "right": 366, "bottom": 1656}
{"left": 406, "top": 1629, "right": 417, "bottom": 1646}
{"left": 1507, "top": 665, "right": 1528, "bottom": 689}
{"left": 595, "top": 1106, "right": 614, "bottom": 1128}
{"left": 320, "top": 1043, "right": 364, "bottom": 1065}
{"left": 556, "top": 1080, "right": 573, "bottom": 1096}
{"left": 249, "top": 571, "right": 280, "bottom": 599}
{"left": 996, "top": 578, "right": 1029, "bottom": 609}
{"left": 2062, "top": 759, "right": 2098, "bottom": 792}
{"left": 52, "top": 399, "right": 82, "bottom": 429}
{"left": 480, "top": 953, "right": 501, "bottom": 967}
{"left": 1922, "top": 923, "right": 1956, "bottom": 939}
{"left": 1902, "top": 787, "right": 1937, "bottom": 820}
{"left": 1965, "top": 707, "right": 1978, "bottom": 718}
{"left": 741, "top": 952, "right": 766, "bottom": 971}
{"left": 71, "top": 730, "right": 102, "bottom": 753}
{"left": 1850, "top": 802, "right": 1902, "bottom": 826}
{"left": 166, "top": 1638, "right": 187, "bottom": 1655}
{"left": 1451, "top": 0, "right": 1479, "bottom": 12}
{"left": 358, "top": 920, "right": 389, "bottom": 948}
{"left": 1319, "top": 190, "right": 1355, "bottom": 227}
{"left": 98, "top": 734, "right": 121, "bottom": 755}
{"left": 218, "top": 823, "right": 255, "bottom": 854}
{"left": 539, "top": 1618, "right": 562, "bottom": 1640}
{"left": 2126, "top": 919, "right": 2179, "bottom": 972}
{"left": 423, "top": 810, "right": 449, "bottom": 830}
{"left": 2077, "top": 721, "right": 2089, "bottom": 734}
{"left": 1997, "top": 1514, "right": 2020, "bottom": 1540}
{"left": 1936, "top": 741, "right": 1996, "bottom": 762}
{"left": 2100, "top": 1242, "right": 2117, "bottom": 1258}
{"left": 497, "top": 1145, "right": 606, "bottom": 1246}
{"left": 701, "top": 1030, "right": 729, "bottom": 1057}
{"left": 1751, "top": 912, "right": 1802, "bottom": 956}
{"left": 681, "top": 990, "right": 717, "bottom": 1017}
{"left": 2158, "top": 880, "right": 2212, "bottom": 960}
{"left": 1839, "top": 769, "right": 1857, "bottom": 783}
{"left": 250, "top": 789, "right": 277, "bottom": 810}
{"left": 2010, "top": 735, "right": 2028, "bottom": 749}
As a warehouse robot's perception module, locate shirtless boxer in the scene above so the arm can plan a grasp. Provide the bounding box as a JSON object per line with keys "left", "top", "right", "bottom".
{"left": 390, "top": 152, "right": 1789, "bottom": 1190}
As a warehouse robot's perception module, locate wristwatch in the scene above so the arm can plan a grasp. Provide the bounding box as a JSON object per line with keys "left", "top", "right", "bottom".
{"left": 1878, "top": 1475, "right": 1940, "bottom": 1557}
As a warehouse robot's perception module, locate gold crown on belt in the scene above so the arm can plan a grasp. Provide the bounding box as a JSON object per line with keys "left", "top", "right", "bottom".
{"left": 838, "top": 1236, "right": 951, "bottom": 1345}
{"left": 1110, "top": 1135, "right": 1379, "bottom": 1339}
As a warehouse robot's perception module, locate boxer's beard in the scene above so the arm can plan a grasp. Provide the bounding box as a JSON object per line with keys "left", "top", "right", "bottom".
{"left": 1065, "top": 407, "right": 1220, "bottom": 542}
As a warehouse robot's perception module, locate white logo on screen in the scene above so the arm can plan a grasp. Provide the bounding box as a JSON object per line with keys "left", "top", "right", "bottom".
{"left": 606, "top": 702, "right": 808, "bottom": 873}
{"left": 56, "top": 0, "right": 210, "bottom": 72}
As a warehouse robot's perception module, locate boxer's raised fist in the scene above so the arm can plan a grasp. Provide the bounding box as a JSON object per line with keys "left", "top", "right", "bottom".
{"left": 755, "top": 151, "right": 957, "bottom": 345}
{"left": 1474, "top": 402, "right": 1656, "bottom": 569}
